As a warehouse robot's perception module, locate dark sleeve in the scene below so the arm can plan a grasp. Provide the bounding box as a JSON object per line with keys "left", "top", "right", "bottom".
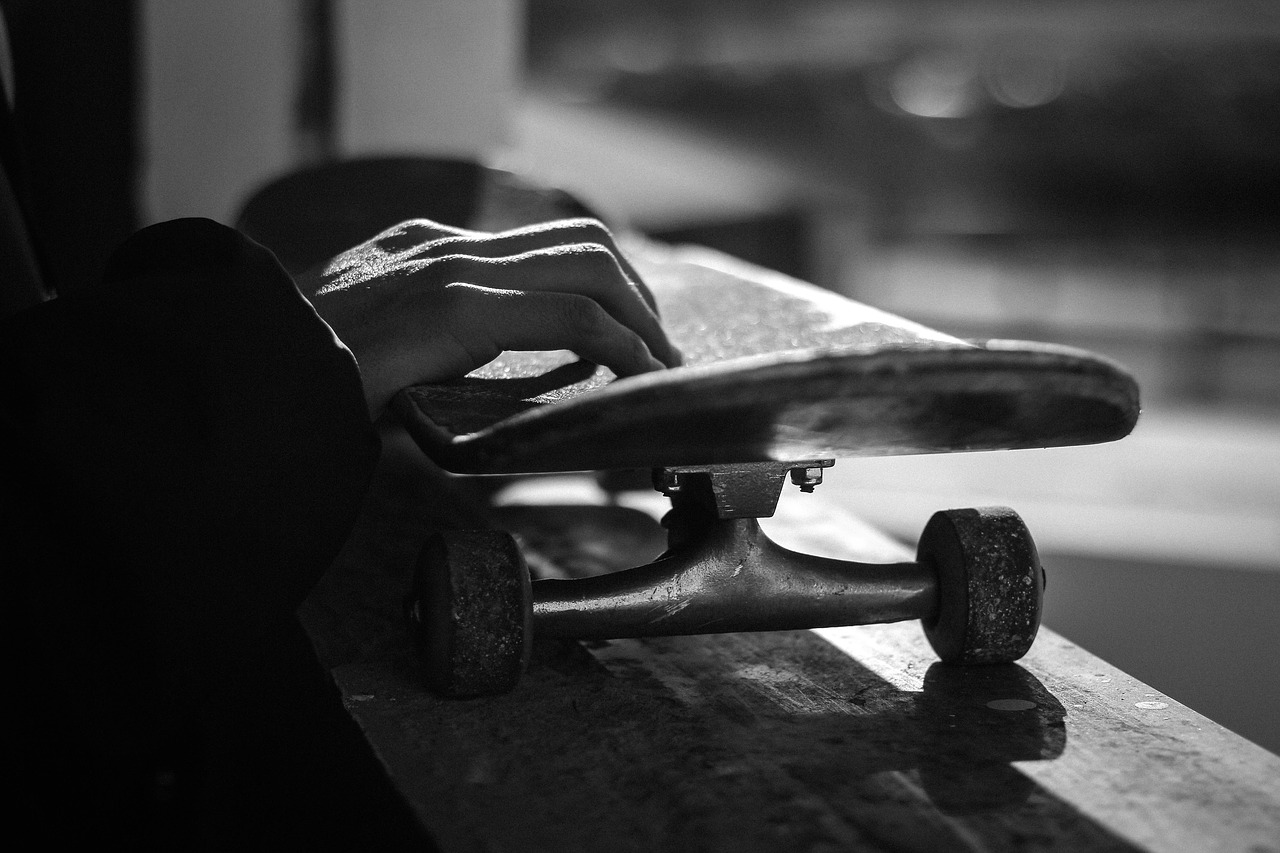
{"left": 2, "top": 218, "right": 381, "bottom": 828}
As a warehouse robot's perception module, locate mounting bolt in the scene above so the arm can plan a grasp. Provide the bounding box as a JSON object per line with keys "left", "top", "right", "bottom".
{"left": 654, "top": 469, "right": 683, "bottom": 495}
{"left": 790, "top": 466, "right": 824, "bottom": 493}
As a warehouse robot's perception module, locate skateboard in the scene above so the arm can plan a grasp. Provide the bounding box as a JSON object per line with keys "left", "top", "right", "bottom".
{"left": 394, "top": 243, "right": 1141, "bottom": 697}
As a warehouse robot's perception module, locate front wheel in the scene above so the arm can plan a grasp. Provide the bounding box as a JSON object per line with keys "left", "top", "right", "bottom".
{"left": 918, "top": 507, "right": 1044, "bottom": 664}
{"left": 404, "top": 530, "right": 532, "bottom": 697}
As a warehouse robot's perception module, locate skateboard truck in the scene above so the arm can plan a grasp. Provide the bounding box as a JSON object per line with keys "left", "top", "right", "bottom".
{"left": 405, "top": 461, "right": 1045, "bottom": 698}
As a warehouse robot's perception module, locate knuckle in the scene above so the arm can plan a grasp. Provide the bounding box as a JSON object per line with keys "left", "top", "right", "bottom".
{"left": 433, "top": 281, "right": 464, "bottom": 306}
{"left": 558, "top": 293, "right": 611, "bottom": 336}
{"left": 430, "top": 254, "right": 478, "bottom": 283}
{"left": 374, "top": 219, "right": 437, "bottom": 253}
{"left": 621, "top": 327, "right": 651, "bottom": 362}
{"left": 437, "top": 281, "right": 482, "bottom": 311}
{"left": 559, "top": 242, "right": 617, "bottom": 272}
{"left": 559, "top": 216, "right": 611, "bottom": 241}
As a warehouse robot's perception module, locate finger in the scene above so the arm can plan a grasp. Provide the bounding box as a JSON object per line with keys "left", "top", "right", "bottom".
{"left": 372, "top": 218, "right": 481, "bottom": 254}
{"left": 497, "top": 219, "right": 652, "bottom": 309}
{"left": 427, "top": 245, "right": 681, "bottom": 367}
{"left": 319, "top": 218, "right": 482, "bottom": 285}
{"left": 406, "top": 218, "right": 658, "bottom": 313}
{"left": 437, "top": 284, "right": 667, "bottom": 381}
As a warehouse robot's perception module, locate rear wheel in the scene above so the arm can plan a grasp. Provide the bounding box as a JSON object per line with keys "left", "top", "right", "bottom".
{"left": 404, "top": 530, "right": 532, "bottom": 697}
{"left": 918, "top": 507, "right": 1043, "bottom": 664}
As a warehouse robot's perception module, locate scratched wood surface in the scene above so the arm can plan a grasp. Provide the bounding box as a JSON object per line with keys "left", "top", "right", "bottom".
{"left": 303, "top": 453, "right": 1280, "bottom": 853}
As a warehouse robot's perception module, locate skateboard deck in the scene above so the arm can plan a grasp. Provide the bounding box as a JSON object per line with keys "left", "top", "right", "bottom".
{"left": 393, "top": 243, "right": 1140, "bottom": 475}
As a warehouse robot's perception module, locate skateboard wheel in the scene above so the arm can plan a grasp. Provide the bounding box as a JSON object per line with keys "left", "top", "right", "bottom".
{"left": 404, "top": 530, "right": 532, "bottom": 697}
{"left": 917, "top": 507, "right": 1043, "bottom": 664}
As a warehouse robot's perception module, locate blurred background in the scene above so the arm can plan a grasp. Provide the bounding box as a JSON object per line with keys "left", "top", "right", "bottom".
{"left": 512, "top": 0, "right": 1280, "bottom": 755}
{"left": 4, "top": 0, "right": 1275, "bottom": 752}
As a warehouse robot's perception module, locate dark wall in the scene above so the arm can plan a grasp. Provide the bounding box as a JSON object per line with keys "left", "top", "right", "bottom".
{"left": 1, "top": 0, "right": 138, "bottom": 296}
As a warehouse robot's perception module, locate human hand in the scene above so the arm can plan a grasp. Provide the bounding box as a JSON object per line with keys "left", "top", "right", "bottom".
{"left": 300, "top": 217, "right": 683, "bottom": 418}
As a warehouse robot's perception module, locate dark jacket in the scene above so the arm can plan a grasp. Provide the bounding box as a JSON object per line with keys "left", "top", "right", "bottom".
{"left": 1, "top": 214, "right": 400, "bottom": 847}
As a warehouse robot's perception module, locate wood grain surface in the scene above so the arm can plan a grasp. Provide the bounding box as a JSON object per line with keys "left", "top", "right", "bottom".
{"left": 305, "top": 455, "right": 1280, "bottom": 853}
